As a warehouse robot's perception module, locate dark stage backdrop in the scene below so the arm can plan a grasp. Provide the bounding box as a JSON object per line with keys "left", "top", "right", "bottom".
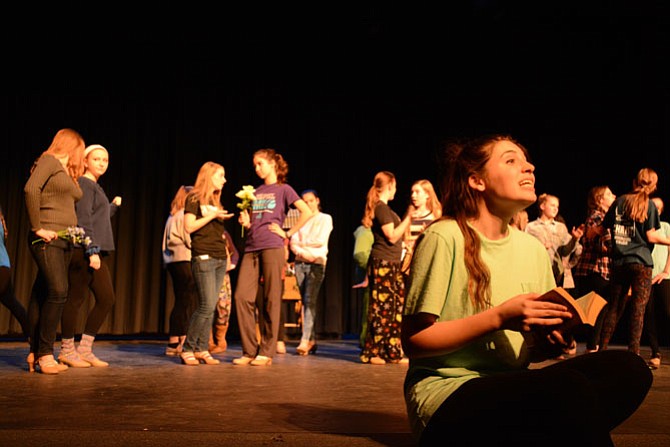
{"left": 1, "top": 4, "right": 668, "bottom": 338}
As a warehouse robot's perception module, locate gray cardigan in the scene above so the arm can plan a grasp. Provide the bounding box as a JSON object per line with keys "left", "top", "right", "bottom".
{"left": 162, "top": 209, "right": 192, "bottom": 264}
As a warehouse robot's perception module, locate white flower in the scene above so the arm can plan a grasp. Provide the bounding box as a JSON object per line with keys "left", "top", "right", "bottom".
{"left": 235, "top": 185, "right": 257, "bottom": 210}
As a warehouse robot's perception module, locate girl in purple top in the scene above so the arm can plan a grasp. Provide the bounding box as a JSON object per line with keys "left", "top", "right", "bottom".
{"left": 233, "top": 148, "right": 313, "bottom": 366}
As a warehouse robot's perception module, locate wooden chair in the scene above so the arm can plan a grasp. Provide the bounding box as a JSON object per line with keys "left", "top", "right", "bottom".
{"left": 282, "top": 262, "right": 302, "bottom": 329}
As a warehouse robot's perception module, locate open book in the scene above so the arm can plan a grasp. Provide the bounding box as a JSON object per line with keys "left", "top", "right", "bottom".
{"left": 524, "top": 287, "right": 607, "bottom": 362}
{"left": 538, "top": 287, "right": 607, "bottom": 332}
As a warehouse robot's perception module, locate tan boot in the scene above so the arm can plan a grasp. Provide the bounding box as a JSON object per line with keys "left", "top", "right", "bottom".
{"left": 210, "top": 324, "right": 228, "bottom": 354}
{"left": 208, "top": 329, "right": 216, "bottom": 352}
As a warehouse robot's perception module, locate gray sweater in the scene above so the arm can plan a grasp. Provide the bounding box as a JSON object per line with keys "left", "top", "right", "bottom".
{"left": 24, "top": 154, "right": 82, "bottom": 232}
{"left": 162, "top": 209, "right": 192, "bottom": 264}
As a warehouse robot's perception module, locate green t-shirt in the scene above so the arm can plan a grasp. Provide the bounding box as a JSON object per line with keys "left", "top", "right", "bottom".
{"left": 403, "top": 219, "right": 555, "bottom": 438}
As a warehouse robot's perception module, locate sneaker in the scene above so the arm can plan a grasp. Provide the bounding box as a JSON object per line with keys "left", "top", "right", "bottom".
{"left": 250, "top": 355, "right": 273, "bottom": 366}
{"left": 649, "top": 356, "right": 661, "bottom": 369}
{"left": 232, "top": 355, "right": 255, "bottom": 365}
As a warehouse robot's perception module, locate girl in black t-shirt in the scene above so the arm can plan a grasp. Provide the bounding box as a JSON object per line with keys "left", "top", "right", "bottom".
{"left": 359, "top": 171, "right": 414, "bottom": 365}
{"left": 180, "top": 162, "right": 234, "bottom": 366}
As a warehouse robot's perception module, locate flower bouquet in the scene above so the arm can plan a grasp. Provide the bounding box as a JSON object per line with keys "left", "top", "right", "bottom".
{"left": 235, "top": 185, "right": 256, "bottom": 237}
{"left": 32, "top": 226, "right": 91, "bottom": 247}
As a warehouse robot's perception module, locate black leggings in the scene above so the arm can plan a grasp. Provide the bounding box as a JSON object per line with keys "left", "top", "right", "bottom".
{"left": 0, "top": 266, "right": 29, "bottom": 338}
{"left": 420, "top": 350, "right": 652, "bottom": 447}
{"left": 61, "top": 247, "right": 116, "bottom": 338}
{"left": 167, "top": 261, "right": 198, "bottom": 336}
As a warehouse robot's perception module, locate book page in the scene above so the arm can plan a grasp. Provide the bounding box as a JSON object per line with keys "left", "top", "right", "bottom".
{"left": 573, "top": 291, "right": 607, "bottom": 326}
{"left": 539, "top": 287, "right": 585, "bottom": 323}
{"left": 539, "top": 287, "right": 606, "bottom": 328}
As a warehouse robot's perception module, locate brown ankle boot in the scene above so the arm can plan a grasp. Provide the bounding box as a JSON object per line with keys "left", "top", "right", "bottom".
{"left": 210, "top": 324, "right": 228, "bottom": 353}
{"left": 208, "top": 330, "right": 216, "bottom": 352}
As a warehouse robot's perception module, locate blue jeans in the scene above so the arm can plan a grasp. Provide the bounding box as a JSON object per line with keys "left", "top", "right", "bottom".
{"left": 294, "top": 262, "right": 326, "bottom": 343}
{"left": 185, "top": 255, "right": 227, "bottom": 352}
{"left": 28, "top": 238, "right": 73, "bottom": 357}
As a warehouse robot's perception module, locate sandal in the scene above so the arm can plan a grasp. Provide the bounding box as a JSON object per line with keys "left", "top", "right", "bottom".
{"left": 180, "top": 351, "right": 199, "bottom": 366}
{"left": 194, "top": 351, "right": 220, "bottom": 365}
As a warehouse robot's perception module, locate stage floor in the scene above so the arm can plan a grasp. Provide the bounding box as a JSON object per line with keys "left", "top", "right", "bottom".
{"left": 1, "top": 339, "right": 668, "bottom": 447}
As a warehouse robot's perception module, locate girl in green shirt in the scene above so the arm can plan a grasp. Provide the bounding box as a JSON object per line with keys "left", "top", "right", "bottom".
{"left": 402, "top": 135, "right": 652, "bottom": 447}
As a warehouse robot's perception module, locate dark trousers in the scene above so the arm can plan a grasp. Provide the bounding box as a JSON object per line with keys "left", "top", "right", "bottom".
{"left": 234, "top": 247, "right": 285, "bottom": 358}
{"left": 28, "top": 238, "right": 73, "bottom": 357}
{"left": 166, "top": 261, "right": 198, "bottom": 336}
{"left": 61, "top": 247, "right": 116, "bottom": 339}
{"left": 420, "top": 350, "right": 652, "bottom": 447}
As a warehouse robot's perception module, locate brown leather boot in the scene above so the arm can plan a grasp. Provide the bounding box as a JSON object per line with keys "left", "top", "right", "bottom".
{"left": 208, "top": 329, "right": 216, "bottom": 352}
{"left": 210, "top": 324, "right": 228, "bottom": 354}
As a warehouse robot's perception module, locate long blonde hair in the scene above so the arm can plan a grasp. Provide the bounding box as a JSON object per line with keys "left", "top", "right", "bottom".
{"left": 439, "top": 135, "right": 528, "bottom": 310}
{"left": 361, "top": 171, "right": 395, "bottom": 228}
{"left": 403, "top": 179, "right": 442, "bottom": 241}
{"left": 412, "top": 179, "right": 442, "bottom": 219}
{"left": 190, "top": 162, "right": 224, "bottom": 207}
{"left": 621, "top": 168, "right": 658, "bottom": 223}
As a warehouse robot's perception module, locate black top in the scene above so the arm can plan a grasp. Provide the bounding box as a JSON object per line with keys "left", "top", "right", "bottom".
{"left": 184, "top": 193, "right": 229, "bottom": 260}
{"left": 370, "top": 201, "right": 402, "bottom": 262}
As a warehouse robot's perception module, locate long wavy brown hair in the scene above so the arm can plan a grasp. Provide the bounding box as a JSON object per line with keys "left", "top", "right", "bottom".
{"left": 438, "top": 134, "right": 528, "bottom": 310}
